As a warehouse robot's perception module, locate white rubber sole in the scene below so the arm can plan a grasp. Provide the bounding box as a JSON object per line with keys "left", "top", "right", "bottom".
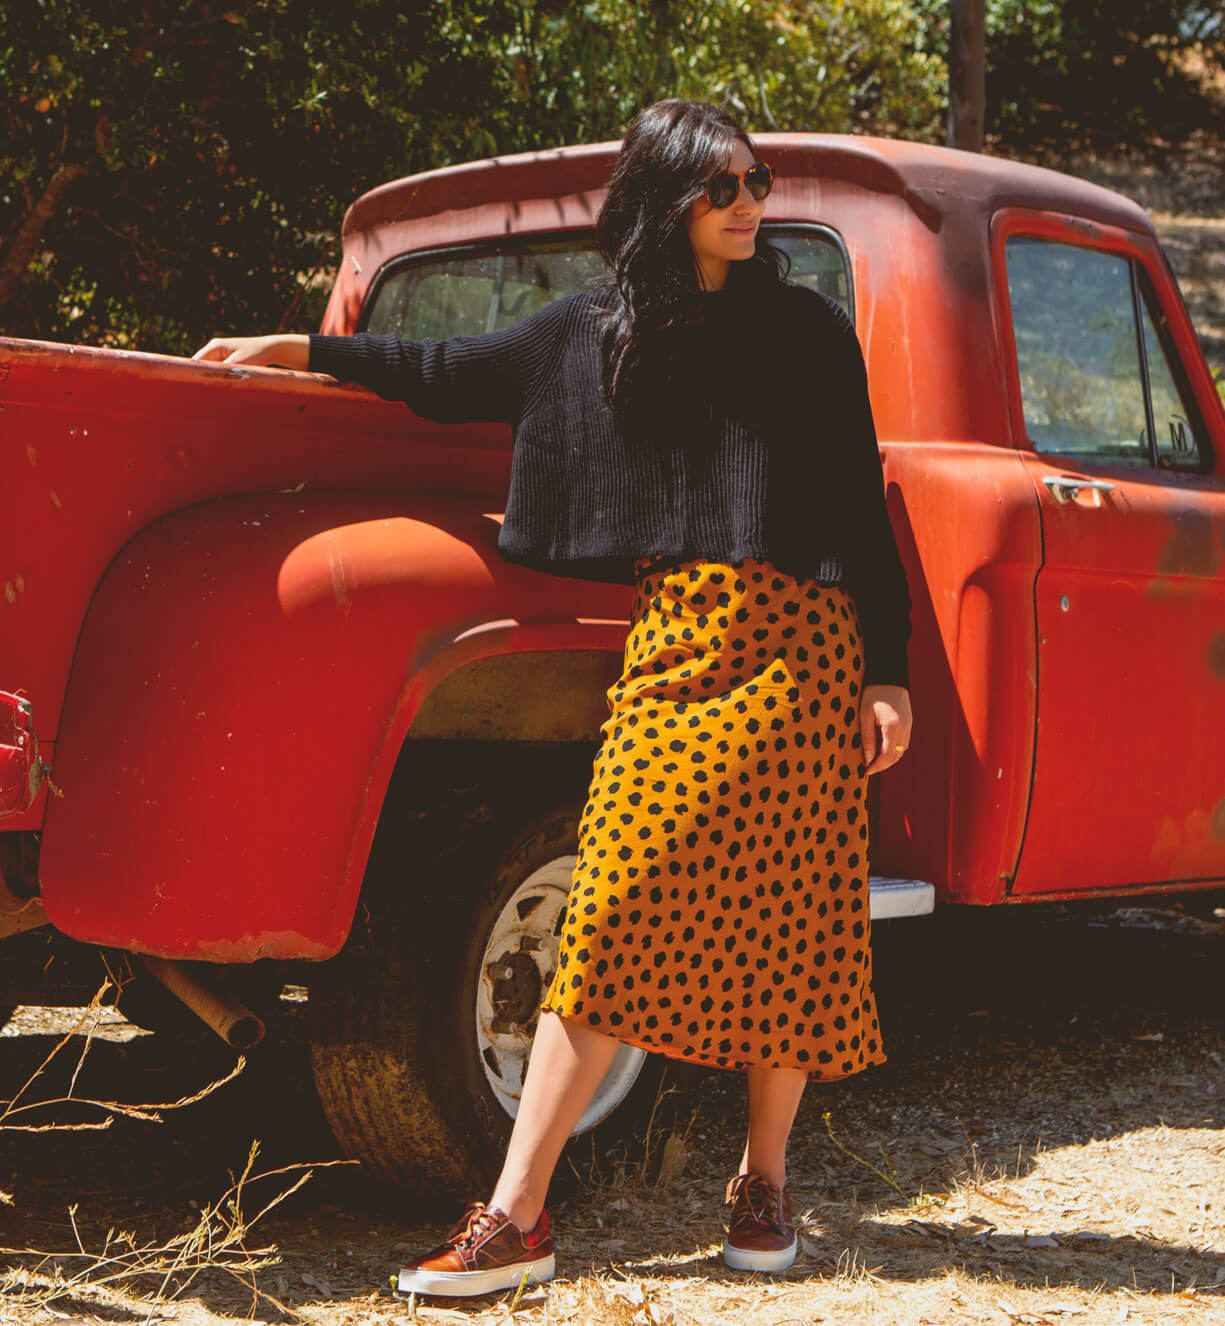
{"left": 397, "top": 1252, "right": 555, "bottom": 1297}
{"left": 722, "top": 1235, "right": 798, "bottom": 1272}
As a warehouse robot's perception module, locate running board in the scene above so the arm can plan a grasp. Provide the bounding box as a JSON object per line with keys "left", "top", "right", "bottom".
{"left": 869, "top": 877, "right": 936, "bottom": 919}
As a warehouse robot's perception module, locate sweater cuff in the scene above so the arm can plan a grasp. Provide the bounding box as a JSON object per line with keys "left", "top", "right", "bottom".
{"left": 308, "top": 332, "right": 367, "bottom": 379}
{"left": 862, "top": 640, "right": 910, "bottom": 691}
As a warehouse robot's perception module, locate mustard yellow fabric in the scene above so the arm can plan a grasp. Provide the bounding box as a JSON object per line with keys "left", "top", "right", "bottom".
{"left": 540, "top": 554, "right": 885, "bottom": 1082}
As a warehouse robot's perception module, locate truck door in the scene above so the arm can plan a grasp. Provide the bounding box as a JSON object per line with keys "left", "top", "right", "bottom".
{"left": 992, "top": 213, "right": 1225, "bottom": 894}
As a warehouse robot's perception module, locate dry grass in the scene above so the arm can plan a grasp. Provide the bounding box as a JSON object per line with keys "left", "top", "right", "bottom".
{"left": 0, "top": 1143, "right": 327, "bottom": 1323}
{"left": 3, "top": 907, "right": 1224, "bottom": 1326}
{"left": 0, "top": 982, "right": 355, "bottom": 1323}
{"left": 0, "top": 984, "right": 246, "bottom": 1139}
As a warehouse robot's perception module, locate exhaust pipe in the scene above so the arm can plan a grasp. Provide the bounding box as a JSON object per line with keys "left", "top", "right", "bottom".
{"left": 141, "top": 955, "right": 266, "bottom": 1048}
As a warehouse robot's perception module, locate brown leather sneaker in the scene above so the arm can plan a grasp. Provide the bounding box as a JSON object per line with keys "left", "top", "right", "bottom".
{"left": 396, "top": 1200, "right": 555, "bottom": 1297}
{"left": 722, "top": 1171, "right": 798, "bottom": 1271}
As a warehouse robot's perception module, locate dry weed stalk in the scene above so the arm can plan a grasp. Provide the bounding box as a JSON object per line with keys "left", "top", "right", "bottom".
{"left": 0, "top": 977, "right": 353, "bottom": 1320}
{"left": 0, "top": 977, "right": 246, "bottom": 1136}
{"left": 821, "top": 1110, "right": 946, "bottom": 1210}
{"left": 571, "top": 1074, "right": 699, "bottom": 1198}
{"left": 831, "top": 1242, "right": 885, "bottom": 1284}
{"left": 0, "top": 1140, "right": 353, "bottom": 1321}
{"left": 0, "top": 978, "right": 247, "bottom": 1209}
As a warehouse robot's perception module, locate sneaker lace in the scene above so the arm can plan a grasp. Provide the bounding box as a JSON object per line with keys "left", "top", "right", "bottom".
{"left": 446, "top": 1203, "right": 502, "bottom": 1251}
{"left": 727, "top": 1174, "right": 784, "bottom": 1236}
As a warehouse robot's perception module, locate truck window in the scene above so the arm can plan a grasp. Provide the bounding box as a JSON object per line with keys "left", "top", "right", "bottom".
{"left": 1004, "top": 235, "right": 1207, "bottom": 470}
{"left": 1136, "top": 264, "right": 1210, "bottom": 471}
{"left": 362, "top": 227, "right": 854, "bottom": 339}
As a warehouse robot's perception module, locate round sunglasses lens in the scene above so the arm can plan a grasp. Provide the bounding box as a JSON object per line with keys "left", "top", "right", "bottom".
{"left": 708, "top": 172, "right": 737, "bottom": 208}
{"left": 745, "top": 164, "right": 773, "bottom": 201}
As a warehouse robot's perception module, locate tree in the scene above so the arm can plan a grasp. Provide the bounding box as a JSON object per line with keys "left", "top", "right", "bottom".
{"left": 947, "top": 0, "right": 985, "bottom": 149}
{"left": 0, "top": 0, "right": 522, "bottom": 347}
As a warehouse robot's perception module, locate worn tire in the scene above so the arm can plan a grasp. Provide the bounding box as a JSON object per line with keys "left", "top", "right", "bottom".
{"left": 307, "top": 741, "right": 678, "bottom": 1215}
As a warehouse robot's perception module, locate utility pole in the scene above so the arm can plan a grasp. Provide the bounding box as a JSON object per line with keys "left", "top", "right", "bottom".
{"left": 948, "top": 0, "right": 986, "bottom": 151}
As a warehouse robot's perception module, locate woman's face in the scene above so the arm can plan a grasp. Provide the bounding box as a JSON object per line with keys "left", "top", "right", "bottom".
{"left": 684, "top": 137, "right": 766, "bottom": 291}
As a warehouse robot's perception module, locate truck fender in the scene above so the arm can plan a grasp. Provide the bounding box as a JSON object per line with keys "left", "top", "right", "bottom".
{"left": 38, "top": 491, "right": 632, "bottom": 960}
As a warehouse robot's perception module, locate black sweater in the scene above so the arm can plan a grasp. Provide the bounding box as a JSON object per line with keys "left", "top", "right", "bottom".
{"left": 308, "top": 277, "right": 913, "bottom": 688}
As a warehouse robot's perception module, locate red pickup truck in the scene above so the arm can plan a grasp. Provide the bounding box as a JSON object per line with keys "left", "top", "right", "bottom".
{"left": 3, "top": 133, "right": 1223, "bottom": 1201}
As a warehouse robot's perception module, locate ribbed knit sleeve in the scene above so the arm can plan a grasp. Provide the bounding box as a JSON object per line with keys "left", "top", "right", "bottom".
{"left": 307, "top": 293, "right": 577, "bottom": 427}
{"left": 821, "top": 298, "right": 913, "bottom": 690}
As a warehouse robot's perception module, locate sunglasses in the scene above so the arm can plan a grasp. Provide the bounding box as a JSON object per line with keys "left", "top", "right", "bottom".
{"left": 703, "top": 161, "right": 774, "bottom": 209}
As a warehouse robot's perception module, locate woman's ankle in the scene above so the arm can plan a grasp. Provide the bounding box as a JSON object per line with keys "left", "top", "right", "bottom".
{"left": 488, "top": 1187, "right": 546, "bottom": 1234}
{"left": 738, "top": 1162, "right": 787, "bottom": 1189}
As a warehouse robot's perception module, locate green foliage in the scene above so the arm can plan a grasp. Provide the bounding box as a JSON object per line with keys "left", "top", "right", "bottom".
{"left": 505, "top": 1, "right": 945, "bottom": 144}
{"left": 0, "top": 0, "right": 944, "bottom": 353}
{"left": 1, "top": 2, "right": 1220, "bottom": 351}
{"left": 910, "top": 0, "right": 1225, "bottom": 151}
{"left": 0, "top": 0, "right": 520, "bottom": 350}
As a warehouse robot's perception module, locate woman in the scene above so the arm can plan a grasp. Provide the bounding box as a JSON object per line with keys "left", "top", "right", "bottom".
{"left": 193, "top": 97, "right": 913, "bottom": 1297}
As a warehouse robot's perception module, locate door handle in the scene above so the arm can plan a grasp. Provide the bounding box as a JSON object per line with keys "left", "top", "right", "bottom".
{"left": 1042, "top": 475, "right": 1116, "bottom": 504}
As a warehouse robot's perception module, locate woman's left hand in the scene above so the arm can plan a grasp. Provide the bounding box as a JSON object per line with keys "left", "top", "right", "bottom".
{"left": 860, "top": 684, "right": 912, "bottom": 776}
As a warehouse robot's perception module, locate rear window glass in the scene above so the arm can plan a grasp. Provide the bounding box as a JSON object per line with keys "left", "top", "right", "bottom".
{"left": 363, "top": 227, "right": 854, "bottom": 338}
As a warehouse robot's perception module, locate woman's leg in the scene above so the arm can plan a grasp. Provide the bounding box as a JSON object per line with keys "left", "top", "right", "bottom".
{"left": 738, "top": 1065, "right": 808, "bottom": 1187}
{"left": 487, "top": 1010, "right": 622, "bottom": 1231}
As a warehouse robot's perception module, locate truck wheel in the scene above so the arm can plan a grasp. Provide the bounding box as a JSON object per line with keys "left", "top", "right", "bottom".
{"left": 307, "top": 746, "right": 674, "bottom": 1212}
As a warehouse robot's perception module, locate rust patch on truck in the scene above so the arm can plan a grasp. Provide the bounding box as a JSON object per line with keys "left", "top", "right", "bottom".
{"left": 127, "top": 930, "right": 338, "bottom": 963}
{"left": 1209, "top": 633, "right": 1225, "bottom": 681}
{"left": 1156, "top": 507, "right": 1220, "bottom": 579}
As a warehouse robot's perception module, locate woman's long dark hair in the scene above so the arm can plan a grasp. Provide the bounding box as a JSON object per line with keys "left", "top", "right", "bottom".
{"left": 594, "top": 98, "right": 791, "bottom": 440}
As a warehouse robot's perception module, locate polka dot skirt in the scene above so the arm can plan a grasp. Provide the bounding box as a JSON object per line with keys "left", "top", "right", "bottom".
{"left": 538, "top": 553, "right": 886, "bottom": 1082}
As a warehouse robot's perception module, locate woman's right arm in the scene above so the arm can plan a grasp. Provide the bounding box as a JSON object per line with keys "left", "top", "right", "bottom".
{"left": 190, "top": 294, "right": 578, "bottom": 428}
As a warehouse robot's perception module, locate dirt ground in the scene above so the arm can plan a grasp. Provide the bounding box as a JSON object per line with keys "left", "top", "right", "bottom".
{"left": 1, "top": 901, "right": 1222, "bottom": 1325}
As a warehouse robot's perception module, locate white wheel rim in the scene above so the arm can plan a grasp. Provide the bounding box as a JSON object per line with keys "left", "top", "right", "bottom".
{"left": 475, "top": 854, "right": 647, "bottom": 1134}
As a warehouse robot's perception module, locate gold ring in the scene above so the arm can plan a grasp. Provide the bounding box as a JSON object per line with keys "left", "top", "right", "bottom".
{"left": 894, "top": 744, "right": 906, "bottom": 752}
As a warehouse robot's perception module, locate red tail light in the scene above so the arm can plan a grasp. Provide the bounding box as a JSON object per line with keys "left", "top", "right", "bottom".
{"left": 0, "top": 692, "right": 42, "bottom": 818}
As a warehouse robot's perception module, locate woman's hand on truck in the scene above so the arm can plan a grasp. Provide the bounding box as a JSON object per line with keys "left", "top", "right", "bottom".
{"left": 191, "top": 334, "right": 310, "bottom": 370}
